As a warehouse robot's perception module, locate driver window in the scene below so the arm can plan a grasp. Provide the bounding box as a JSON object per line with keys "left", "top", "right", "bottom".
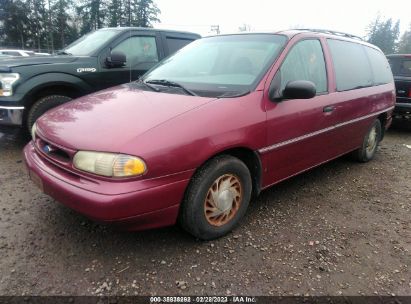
{"left": 279, "top": 39, "right": 327, "bottom": 93}
{"left": 112, "top": 36, "right": 158, "bottom": 67}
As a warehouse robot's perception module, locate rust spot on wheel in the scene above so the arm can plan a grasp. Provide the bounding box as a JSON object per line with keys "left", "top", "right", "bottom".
{"left": 204, "top": 174, "right": 242, "bottom": 227}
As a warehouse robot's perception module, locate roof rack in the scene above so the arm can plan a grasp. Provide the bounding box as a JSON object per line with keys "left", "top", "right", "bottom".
{"left": 292, "top": 29, "right": 364, "bottom": 41}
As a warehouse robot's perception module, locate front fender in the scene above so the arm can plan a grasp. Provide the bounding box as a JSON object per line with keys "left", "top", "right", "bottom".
{"left": 16, "top": 73, "right": 94, "bottom": 104}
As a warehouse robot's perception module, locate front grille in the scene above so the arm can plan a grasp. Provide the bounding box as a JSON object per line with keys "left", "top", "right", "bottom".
{"left": 34, "top": 136, "right": 75, "bottom": 169}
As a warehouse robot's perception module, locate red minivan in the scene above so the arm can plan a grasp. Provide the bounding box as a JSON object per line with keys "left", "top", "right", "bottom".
{"left": 24, "top": 29, "right": 395, "bottom": 240}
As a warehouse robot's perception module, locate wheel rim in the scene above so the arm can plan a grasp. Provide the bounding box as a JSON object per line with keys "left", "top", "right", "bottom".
{"left": 204, "top": 174, "right": 243, "bottom": 227}
{"left": 366, "top": 126, "right": 378, "bottom": 154}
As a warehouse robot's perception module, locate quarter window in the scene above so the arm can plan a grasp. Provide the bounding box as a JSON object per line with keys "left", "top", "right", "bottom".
{"left": 327, "top": 39, "right": 373, "bottom": 91}
{"left": 364, "top": 47, "right": 393, "bottom": 85}
{"left": 166, "top": 37, "right": 193, "bottom": 54}
{"left": 112, "top": 36, "right": 158, "bottom": 67}
{"left": 279, "top": 39, "right": 327, "bottom": 93}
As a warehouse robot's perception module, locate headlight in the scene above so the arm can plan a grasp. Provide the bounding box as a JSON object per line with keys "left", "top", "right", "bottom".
{"left": 31, "top": 122, "right": 37, "bottom": 140}
{"left": 0, "top": 73, "right": 20, "bottom": 96}
{"left": 73, "top": 151, "right": 147, "bottom": 177}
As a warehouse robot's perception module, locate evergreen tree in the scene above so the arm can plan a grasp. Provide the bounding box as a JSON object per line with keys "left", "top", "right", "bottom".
{"left": 0, "top": 0, "right": 31, "bottom": 49}
{"left": 0, "top": 0, "right": 161, "bottom": 50}
{"left": 51, "top": 0, "right": 77, "bottom": 50}
{"left": 76, "top": 0, "right": 108, "bottom": 35}
{"left": 26, "top": 0, "right": 49, "bottom": 51}
{"left": 397, "top": 23, "right": 411, "bottom": 54}
{"left": 134, "top": 0, "right": 160, "bottom": 27}
{"left": 366, "top": 16, "right": 400, "bottom": 54}
{"left": 107, "top": 0, "right": 123, "bottom": 27}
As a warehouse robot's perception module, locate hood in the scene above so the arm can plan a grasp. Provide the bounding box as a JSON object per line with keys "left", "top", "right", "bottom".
{"left": 36, "top": 84, "right": 216, "bottom": 152}
{"left": 0, "top": 55, "right": 80, "bottom": 69}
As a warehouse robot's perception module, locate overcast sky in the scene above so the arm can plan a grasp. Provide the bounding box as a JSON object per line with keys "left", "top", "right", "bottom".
{"left": 154, "top": 0, "right": 411, "bottom": 38}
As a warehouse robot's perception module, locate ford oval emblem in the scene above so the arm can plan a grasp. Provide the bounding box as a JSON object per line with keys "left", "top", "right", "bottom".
{"left": 43, "top": 145, "right": 53, "bottom": 154}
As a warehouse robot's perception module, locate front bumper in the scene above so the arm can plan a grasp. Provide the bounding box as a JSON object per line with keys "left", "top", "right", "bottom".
{"left": 23, "top": 142, "right": 194, "bottom": 231}
{"left": 0, "top": 106, "right": 24, "bottom": 126}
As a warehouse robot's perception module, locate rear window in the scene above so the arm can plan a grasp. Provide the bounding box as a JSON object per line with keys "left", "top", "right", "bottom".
{"left": 388, "top": 57, "right": 411, "bottom": 77}
{"left": 327, "top": 39, "right": 373, "bottom": 91}
{"left": 364, "top": 47, "right": 393, "bottom": 85}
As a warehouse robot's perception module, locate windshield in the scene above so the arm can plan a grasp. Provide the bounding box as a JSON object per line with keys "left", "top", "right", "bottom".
{"left": 143, "top": 34, "right": 287, "bottom": 97}
{"left": 63, "top": 29, "right": 119, "bottom": 56}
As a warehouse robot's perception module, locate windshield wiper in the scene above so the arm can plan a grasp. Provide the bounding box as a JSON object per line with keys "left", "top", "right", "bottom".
{"left": 136, "top": 79, "right": 160, "bottom": 92}
{"left": 216, "top": 91, "right": 251, "bottom": 98}
{"left": 146, "top": 79, "right": 198, "bottom": 96}
{"left": 56, "top": 50, "right": 72, "bottom": 55}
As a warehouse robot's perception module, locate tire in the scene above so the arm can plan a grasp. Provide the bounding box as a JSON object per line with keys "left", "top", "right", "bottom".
{"left": 354, "top": 119, "right": 382, "bottom": 162}
{"left": 27, "top": 95, "right": 72, "bottom": 132}
{"left": 179, "top": 155, "right": 252, "bottom": 240}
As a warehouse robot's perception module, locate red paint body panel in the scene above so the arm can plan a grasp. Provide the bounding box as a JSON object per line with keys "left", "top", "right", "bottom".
{"left": 24, "top": 31, "right": 396, "bottom": 231}
{"left": 36, "top": 85, "right": 216, "bottom": 153}
{"left": 24, "top": 143, "right": 189, "bottom": 229}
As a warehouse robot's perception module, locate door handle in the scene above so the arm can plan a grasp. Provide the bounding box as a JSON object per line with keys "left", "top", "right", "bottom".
{"left": 323, "top": 106, "right": 335, "bottom": 113}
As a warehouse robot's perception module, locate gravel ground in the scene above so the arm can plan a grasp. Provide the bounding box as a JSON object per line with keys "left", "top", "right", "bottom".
{"left": 0, "top": 122, "right": 410, "bottom": 296}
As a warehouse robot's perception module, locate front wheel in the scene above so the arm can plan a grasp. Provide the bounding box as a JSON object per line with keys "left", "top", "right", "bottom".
{"left": 179, "top": 155, "right": 252, "bottom": 240}
{"left": 354, "top": 119, "right": 382, "bottom": 162}
{"left": 27, "top": 95, "right": 72, "bottom": 133}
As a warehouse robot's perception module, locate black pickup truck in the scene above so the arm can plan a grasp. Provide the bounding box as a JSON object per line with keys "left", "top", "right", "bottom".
{"left": 0, "top": 27, "right": 200, "bottom": 130}
{"left": 387, "top": 54, "right": 411, "bottom": 120}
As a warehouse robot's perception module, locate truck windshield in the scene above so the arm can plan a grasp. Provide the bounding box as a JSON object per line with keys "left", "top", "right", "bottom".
{"left": 143, "top": 34, "right": 287, "bottom": 97}
{"left": 62, "top": 29, "right": 119, "bottom": 56}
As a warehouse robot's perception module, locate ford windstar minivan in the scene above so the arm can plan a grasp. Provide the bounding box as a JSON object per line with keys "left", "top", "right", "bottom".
{"left": 24, "top": 29, "right": 395, "bottom": 240}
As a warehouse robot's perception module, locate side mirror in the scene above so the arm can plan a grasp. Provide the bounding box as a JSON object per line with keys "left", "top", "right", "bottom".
{"left": 282, "top": 80, "right": 316, "bottom": 99}
{"left": 105, "top": 51, "right": 126, "bottom": 68}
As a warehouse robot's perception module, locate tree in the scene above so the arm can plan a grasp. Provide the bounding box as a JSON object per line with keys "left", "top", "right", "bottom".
{"left": 0, "top": 0, "right": 31, "bottom": 49}
{"left": 26, "top": 0, "right": 50, "bottom": 51}
{"left": 134, "top": 0, "right": 160, "bottom": 27}
{"left": 76, "top": 0, "right": 109, "bottom": 35}
{"left": 366, "top": 16, "right": 400, "bottom": 54}
{"left": 0, "top": 0, "right": 161, "bottom": 51}
{"left": 107, "top": 0, "right": 123, "bottom": 27}
{"left": 51, "top": 0, "right": 77, "bottom": 50}
{"left": 397, "top": 23, "right": 411, "bottom": 54}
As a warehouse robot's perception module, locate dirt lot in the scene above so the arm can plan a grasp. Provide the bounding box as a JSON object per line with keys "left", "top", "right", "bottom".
{"left": 0, "top": 123, "right": 410, "bottom": 297}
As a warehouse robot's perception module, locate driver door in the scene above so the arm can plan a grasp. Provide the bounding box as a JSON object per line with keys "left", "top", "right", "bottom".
{"left": 263, "top": 38, "right": 341, "bottom": 185}
{"left": 98, "top": 34, "right": 161, "bottom": 89}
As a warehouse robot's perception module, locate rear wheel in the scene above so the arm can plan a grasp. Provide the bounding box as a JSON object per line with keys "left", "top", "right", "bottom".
{"left": 354, "top": 119, "right": 382, "bottom": 162}
{"left": 179, "top": 155, "right": 252, "bottom": 240}
{"left": 27, "top": 95, "right": 72, "bottom": 132}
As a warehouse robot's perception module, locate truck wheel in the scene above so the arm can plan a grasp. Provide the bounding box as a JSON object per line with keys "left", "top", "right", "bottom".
{"left": 27, "top": 95, "right": 72, "bottom": 132}
{"left": 354, "top": 119, "right": 382, "bottom": 162}
{"left": 179, "top": 155, "right": 252, "bottom": 240}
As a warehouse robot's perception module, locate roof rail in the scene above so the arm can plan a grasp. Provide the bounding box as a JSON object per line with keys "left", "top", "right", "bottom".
{"left": 293, "top": 28, "right": 364, "bottom": 41}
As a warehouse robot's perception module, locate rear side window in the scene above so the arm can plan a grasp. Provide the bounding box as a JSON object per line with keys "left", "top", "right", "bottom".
{"left": 388, "top": 57, "right": 411, "bottom": 77}
{"left": 166, "top": 37, "right": 193, "bottom": 54}
{"left": 327, "top": 39, "right": 373, "bottom": 91}
{"left": 364, "top": 47, "right": 393, "bottom": 84}
{"left": 279, "top": 39, "right": 328, "bottom": 93}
